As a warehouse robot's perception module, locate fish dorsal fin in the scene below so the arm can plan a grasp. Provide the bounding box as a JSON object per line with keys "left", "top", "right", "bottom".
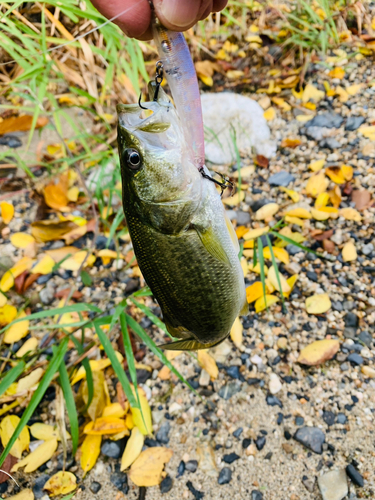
{"left": 158, "top": 337, "right": 225, "bottom": 351}
{"left": 224, "top": 210, "right": 240, "bottom": 253}
{"left": 195, "top": 225, "right": 230, "bottom": 266}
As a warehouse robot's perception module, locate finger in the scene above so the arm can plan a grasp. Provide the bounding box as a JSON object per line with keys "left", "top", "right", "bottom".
{"left": 212, "top": 0, "right": 228, "bottom": 11}
{"left": 91, "top": 0, "right": 151, "bottom": 39}
{"left": 199, "top": 0, "right": 214, "bottom": 20}
{"left": 153, "top": 0, "right": 203, "bottom": 30}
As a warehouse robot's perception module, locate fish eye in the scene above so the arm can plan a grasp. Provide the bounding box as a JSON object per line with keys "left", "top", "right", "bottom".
{"left": 125, "top": 148, "right": 142, "bottom": 171}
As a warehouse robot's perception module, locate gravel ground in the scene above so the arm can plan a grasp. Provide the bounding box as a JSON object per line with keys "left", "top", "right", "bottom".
{"left": 1, "top": 51, "right": 375, "bottom": 500}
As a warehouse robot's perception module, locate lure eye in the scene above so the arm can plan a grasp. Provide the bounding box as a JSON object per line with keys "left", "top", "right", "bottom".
{"left": 125, "top": 148, "right": 142, "bottom": 171}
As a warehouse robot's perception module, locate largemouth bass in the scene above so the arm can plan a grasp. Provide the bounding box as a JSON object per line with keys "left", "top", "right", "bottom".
{"left": 118, "top": 84, "right": 247, "bottom": 350}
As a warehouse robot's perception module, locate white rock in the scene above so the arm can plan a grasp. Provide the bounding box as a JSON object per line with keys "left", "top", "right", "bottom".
{"left": 29, "top": 440, "right": 44, "bottom": 452}
{"left": 318, "top": 469, "right": 348, "bottom": 500}
{"left": 199, "top": 369, "right": 211, "bottom": 387}
{"left": 269, "top": 373, "right": 282, "bottom": 394}
{"left": 210, "top": 340, "right": 232, "bottom": 363}
{"left": 169, "top": 402, "right": 182, "bottom": 414}
{"left": 201, "top": 93, "right": 276, "bottom": 164}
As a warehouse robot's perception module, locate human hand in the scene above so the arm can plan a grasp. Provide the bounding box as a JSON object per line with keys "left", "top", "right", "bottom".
{"left": 90, "top": 0, "right": 228, "bottom": 40}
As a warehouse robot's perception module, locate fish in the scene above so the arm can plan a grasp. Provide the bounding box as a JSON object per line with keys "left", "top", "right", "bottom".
{"left": 117, "top": 83, "right": 247, "bottom": 351}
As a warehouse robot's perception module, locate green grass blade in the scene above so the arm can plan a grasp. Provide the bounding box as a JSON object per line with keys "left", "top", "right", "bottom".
{"left": 0, "top": 361, "right": 25, "bottom": 397}
{"left": 266, "top": 235, "right": 286, "bottom": 312}
{"left": 270, "top": 231, "right": 323, "bottom": 257}
{"left": 256, "top": 237, "right": 267, "bottom": 306}
{"left": 59, "top": 362, "right": 79, "bottom": 455}
{"left": 129, "top": 297, "right": 171, "bottom": 337}
{"left": 70, "top": 337, "right": 94, "bottom": 412}
{"left": 94, "top": 322, "right": 138, "bottom": 408}
{"left": 0, "top": 337, "right": 69, "bottom": 468}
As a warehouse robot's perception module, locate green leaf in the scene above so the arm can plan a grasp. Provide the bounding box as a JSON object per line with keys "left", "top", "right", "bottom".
{"left": 70, "top": 337, "right": 94, "bottom": 412}
{"left": 270, "top": 231, "right": 324, "bottom": 257}
{"left": 256, "top": 237, "right": 267, "bottom": 307}
{"left": 80, "top": 270, "right": 92, "bottom": 287}
{"left": 0, "top": 337, "right": 69, "bottom": 468}
{"left": 59, "top": 362, "right": 79, "bottom": 455}
{"left": 0, "top": 361, "right": 25, "bottom": 398}
{"left": 266, "top": 235, "right": 286, "bottom": 312}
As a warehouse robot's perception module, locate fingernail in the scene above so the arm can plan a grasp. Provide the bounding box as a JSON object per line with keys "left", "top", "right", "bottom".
{"left": 160, "top": 0, "right": 200, "bottom": 28}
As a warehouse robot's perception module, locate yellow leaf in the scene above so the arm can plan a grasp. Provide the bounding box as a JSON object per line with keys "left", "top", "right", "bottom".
{"left": 339, "top": 207, "right": 361, "bottom": 222}
{"left": 0, "top": 415, "right": 30, "bottom": 459}
{"left": 0, "top": 304, "right": 17, "bottom": 326}
{"left": 10, "top": 233, "right": 36, "bottom": 249}
{"left": 305, "top": 293, "right": 331, "bottom": 314}
{"left": 67, "top": 186, "right": 79, "bottom": 202}
{"left": 84, "top": 417, "right": 127, "bottom": 435}
{"left": 328, "top": 186, "right": 342, "bottom": 208}
{"left": 329, "top": 67, "right": 345, "bottom": 79}
{"left": 243, "top": 227, "right": 269, "bottom": 240}
{"left": 80, "top": 371, "right": 108, "bottom": 421}
{"left": 296, "top": 114, "right": 314, "bottom": 123}
{"left": 281, "top": 138, "right": 301, "bottom": 148}
{"left": 272, "top": 97, "right": 291, "bottom": 111}
{"left": 263, "top": 246, "right": 290, "bottom": 264}
{"left": 102, "top": 402, "right": 128, "bottom": 419}
{"left": 240, "top": 257, "right": 248, "bottom": 276}
{"left": 121, "top": 427, "right": 144, "bottom": 471}
{"left": 310, "top": 208, "right": 330, "bottom": 221}
{"left": 279, "top": 187, "right": 299, "bottom": 202}
{"left": 284, "top": 215, "right": 304, "bottom": 227}
{"left": 17, "top": 367, "right": 44, "bottom": 393}
{"left": 32, "top": 255, "right": 55, "bottom": 275}
{"left": 43, "top": 471, "right": 77, "bottom": 496}
{"left": 60, "top": 250, "right": 96, "bottom": 271}
{"left": 309, "top": 159, "right": 325, "bottom": 172}
{"left": 70, "top": 352, "right": 123, "bottom": 385}
{"left": 298, "top": 339, "right": 339, "bottom": 366}
{"left": 6, "top": 490, "right": 34, "bottom": 500}
{"left": 230, "top": 316, "right": 243, "bottom": 348}
{"left": 342, "top": 241, "right": 357, "bottom": 262}
{"left": 263, "top": 107, "right": 276, "bottom": 121}
{"left": 129, "top": 447, "right": 173, "bottom": 487}
{"left": 341, "top": 164, "right": 353, "bottom": 181}
{"left": 199, "top": 74, "right": 213, "bottom": 86}
{"left": 4, "top": 310, "right": 29, "bottom": 344}
{"left": 15, "top": 337, "right": 38, "bottom": 358}
{"left": 268, "top": 266, "right": 291, "bottom": 293}
{"left": 0, "top": 293, "right": 6, "bottom": 307}
{"left": 302, "top": 83, "right": 325, "bottom": 103}
{"left": 346, "top": 83, "right": 363, "bottom": 96}
{"left": 126, "top": 413, "right": 134, "bottom": 430}
{"left": 315, "top": 192, "right": 330, "bottom": 209}
{"left": 303, "top": 102, "right": 316, "bottom": 110}
{"left": 45, "top": 246, "right": 80, "bottom": 262}
{"left": 335, "top": 86, "right": 349, "bottom": 103}
{"left": 285, "top": 208, "right": 311, "bottom": 219}
{"left": 0, "top": 201, "right": 14, "bottom": 224}
{"left": 305, "top": 171, "right": 329, "bottom": 197}
{"left": 131, "top": 391, "right": 153, "bottom": 435}
{"left": 246, "top": 282, "right": 265, "bottom": 303}
{"left": 248, "top": 262, "right": 268, "bottom": 275}
{"left": 31, "top": 220, "right": 78, "bottom": 243}
{"left": 255, "top": 203, "right": 279, "bottom": 220}
{"left": 81, "top": 434, "right": 102, "bottom": 473}
{"left": 29, "top": 423, "right": 66, "bottom": 441}
{"left": 43, "top": 176, "right": 69, "bottom": 211}
{"left": 0, "top": 257, "right": 33, "bottom": 292}
{"left": 359, "top": 125, "right": 375, "bottom": 139}
{"left": 222, "top": 191, "right": 245, "bottom": 206}
{"left": 284, "top": 274, "right": 298, "bottom": 298}
{"left": 325, "top": 167, "right": 345, "bottom": 184}
{"left": 198, "top": 350, "right": 218, "bottom": 379}
{"left": 255, "top": 294, "right": 279, "bottom": 313}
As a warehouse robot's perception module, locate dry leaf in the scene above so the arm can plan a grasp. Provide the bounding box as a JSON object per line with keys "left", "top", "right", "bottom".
{"left": 121, "top": 427, "right": 144, "bottom": 471}
{"left": 346, "top": 83, "right": 364, "bottom": 96}
{"left": 335, "top": 86, "right": 349, "bottom": 103}
{"left": 342, "top": 241, "right": 357, "bottom": 262}
{"left": 325, "top": 167, "right": 345, "bottom": 184}
{"left": 0, "top": 294, "right": 7, "bottom": 308}
{"left": 246, "top": 282, "right": 264, "bottom": 303}
{"left": 263, "top": 246, "right": 289, "bottom": 264}
{"left": 351, "top": 189, "right": 372, "bottom": 210}
{"left": 102, "top": 402, "right": 128, "bottom": 419}
{"left": 230, "top": 316, "right": 243, "bottom": 348}
{"left": 60, "top": 250, "right": 95, "bottom": 271}
{"left": 29, "top": 423, "right": 64, "bottom": 441}
{"left": 81, "top": 434, "right": 102, "bottom": 473}
{"left": 305, "top": 293, "right": 331, "bottom": 314}
{"left": 284, "top": 274, "right": 298, "bottom": 298}
{"left": 44, "top": 181, "right": 69, "bottom": 211}
{"left": 339, "top": 207, "right": 361, "bottom": 222}
{"left": 15, "top": 337, "right": 38, "bottom": 358}
{"left": 131, "top": 391, "right": 153, "bottom": 435}
{"left": 32, "top": 255, "right": 55, "bottom": 275}
{"left": 243, "top": 227, "right": 269, "bottom": 240}
{"left": 281, "top": 138, "right": 301, "bottom": 148}
{"left": 0, "top": 304, "right": 17, "bottom": 326}
{"left": 268, "top": 266, "right": 291, "bottom": 293}
{"left": 279, "top": 187, "right": 300, "bottom": 202}
{"left": 309, "top": 159, "right": 325, "bottom": 172}
{"left": 31, "top": 220, "right": 77, "bottom": 242}
{"left": 297, "top": 339, "right": 339, "bottom": 366}
{"left": 4, "top": 310, "right": 29, "bottom": 344}
{"left": 195, "top": 60, "right": 217, "bottom": 87}
{"left": 6, "top": 490, "right": 34, "bottom": 500}
{"left": 0, "top": 415, "right": 30, "bottom": 459}
{"left": 328, "top": 185, "right": 342, "bottom": 208}
{"left": 67, "top": 186, "right": 79, "bottom": 202}
{"left": 129, "top": 447, "right": 173, "bottom": 487}
{"left": 254, "top": 155, "right": 269, "bottom": 168}
{"left": 10, "top": 233, "right": 36, "bottom": 249}
{"left": 302, "top": 83, "right": 325, "bottom": 103}
{"left": 255, "top": 203, "right": 279, "bottom": 220}
{"left": 341, "top": 165, "right": 353, "bottom": 181}
{"left": 0, "top": 115, "right": 48, "bottom": 135}
{"left": 44, "top": 471, "right": 77, "bottom": 496}
{"left": 84, "top": 417, "right": 127, "bottom": 435}
{"left": 329, "top": 67, "right": 345, "bottom": 79}
{"left": 198, "top": 350, "right": 218, "bottom": 379}
{"left": 272, "top": 97, "right": 291, "bottom": 111}
{"left": 263, "top": 107, "right": 276, "bottom": 121}
{"left": 323, "top": 239, "right": 335, "bottom": 253}
{"left": 0, "top": 201, "right": 14, "bottom": 224}
{"left": 305, "top": 171, "right": 329, "bottom": 197}
{"left": 315, "top": 192, "right": 330, "bottom": 209}
{"left": 45, "top": 246, "right": 80, "bottom": 262}
{"left": 0, "top": 257, "right": 33, "bottom": 292}
{"left": 17, "top": 367, "right": 44, "bottom": 393}
{"left": 255, "top": 294, "right": 279, "bottom": 313}
{"left": 285, "top": 208, "right": 311, "bottom": 219}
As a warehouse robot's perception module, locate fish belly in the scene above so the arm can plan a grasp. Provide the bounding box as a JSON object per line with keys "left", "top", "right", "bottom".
{"left": 126, "top": 212, "right": 244, "bottom": 345}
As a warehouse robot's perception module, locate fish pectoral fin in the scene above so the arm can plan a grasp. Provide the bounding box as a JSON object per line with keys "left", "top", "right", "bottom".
{"left": 195, "top": 225, "right": 230, "bottom": 266}
{"left": 240, "top": 299, "right": 249, "bottom": 316}
{"left": 158, "top": 337, "right": 225, "bottom": 351}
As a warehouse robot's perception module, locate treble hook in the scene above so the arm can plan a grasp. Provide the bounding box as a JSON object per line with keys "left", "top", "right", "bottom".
{"left": 199, "top": 167, "right": 235, "bottom": 197}
{"left": 153, "top": 61, "right": 164, "bottom": 102}
{"left": 138, "top": 91, "right": 148, "bottom": 110}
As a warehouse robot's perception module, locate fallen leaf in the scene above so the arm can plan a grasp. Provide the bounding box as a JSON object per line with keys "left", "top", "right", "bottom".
{"left": 44, "top": 183, "right": 69, "bottom": 211}
{"left": 45, "top": 246, "right": 80, "bottom": 262}
{"left": 0, "top": 257, "right": 33, "bottom": 292}
{"left": 60, "top": 250, "right": 95, "bottom": 271}
{"left": 121, "top": 427, "right": 144, "bottom": 471}
{"left": 254, "top": 155, "right": 269, "bottom": 168}
{"left": 310, "top": 207, "right": 338, "bottom": 220}
{"left": 80, "top": 434, "right": 102, "bottom": 473}
{"left": 328, "top": 185, "right": 342, "bottom": 208}
{"left": 359, "top": 124, "right": 375, "bottom": 140}
{"left": 4, "top": 310, "right": 29, "bottom": 344}
{"left": 315, "top": 192, "right": 330, "bottom": 209}
{"left": 243, "top": 227, "right": 269, "bottom": 240}
{"left": 195, "top": 60, "right": 217, "bottom": 87}
{"left": 309, "top": 159, "right": 325, "bottom": 172}
{"left": 0, "top": 304, "right": 17, "bottom": 326}
{"left": 342, "top": 241, "right": 357, "bottom": 262}
{"left": 44, "top": 471, "right": 77, "bottom": 496}
{"left": 17, "top": 367, "right": 44, "bottom": 393}
{"left": 15, "top": 337, "right": 39, "bottom": 358}
{"left": 84, "top": 417, "right": 127, "bottom": 435}
{"left": 325, "top": 166, "right": 345, "bottom": 184}
{"left": 305, "top": 171, "right": 329, "bottom": 197}
{"left": 0, "top": 415, "right": 30, "bottom": 459}
{"left": 329, "top": 67, "right": 345, "bottom": 79}
{"left": 312, "top": 229, "right": 334, "bottom": 241}
{"left": 351, "top": 190, "right": 371, "bottom": 210}
{"left": 129, "top": 447, "right": 173, "bottom": 487}
{"left": 248, "top": 262, "right": 268, "bottom": 275}
{"left": 102, "top": 402, "right": 128, "bottom": 419}
{"left": 284, "top": 274, "right": 298, "bottom": 298}
{"left": 0, "top": 453, "right": 18, "bottom": 484}
{"left": 339, "top": 207, "right": 361, "bottom": 222}
{"left": 31, "top": 220, "right": 77, "bottom": 242}
{"left": 246, "top": 281, "right": 264, "bottom": 303}
{"left": 230, "top": 316, "right": 243, "bottom": 348}
{"left": 0, "top": 115, "right": 48, "bottom": 135}
{"left": 263, "top": 107, "right": 276, "bottom": 121}
{"left": 222, "top": 191, "right": 245, "bottom": 206}
{"left": 341, "top": 164, "right": 353, "bottom": 181}
{"left": 29, "top": 423, "right": 64, "bottom": 441}
{"left": 346, "top": 83, "right": 363, "bottom": 95}
{"left": 323, "top": 239, "right": 335, "bottom": 253}
{"left": 10, "top": 233, "right": 36, "bottom": 249}
{"left": 268, "top": 266, "right": 291, "bottom": 293}
{"left": 281, "top": 138, "right": 301, "bottom": 148}
{"left": 296, "top": 114, "right": 315, "bottom": 123}
{"left": 0, "top": 201, "right": 14, "bottom": 224}
{"left": 263, "top": 246, "right": 289, "bottom": 264}
{"left": 272, "top": 97, "right": 291, "bottom": 111}
{"left": 302, "top": 83, "right": 325, "bottom": 103}
{"left": 131, "top": 390, "right": 153, "bottom": 436}
{"left": 0, "top": 294, "right": 7, "bottom": 308}
{"left": 335, "top": 86, "right": 349, "bottom": 103}
{"left": 32, "top": 255, "right": 55, "bottom": 275}
{"left": 285, "top": 208, "right": 311, "bottom": 219}
{"left": 297, "top": 339, "right": 339, "bottom": 366}
{"left": 5, "top": 490, "right": 34, "bottom": 500}
{"left": 198, "top": 350, "right": 218, "bottom": 379}
{"left": 255, "top": 203, "right": 279, "bottom": 220}
{"left": 255, "top": 294, "right": 279, "bottom": 313}
{"left": 305, "top": 293, "right": 331, "bottom": 314}
{"left": 67, "top": 186, "right": 79, "bottom": 202}
{"left": 279, "top": 187, "right": 300, "bottom": 202}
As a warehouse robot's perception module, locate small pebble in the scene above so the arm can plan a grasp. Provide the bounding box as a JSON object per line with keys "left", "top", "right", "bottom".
{"left": 218, "top": 467, "right": 232, "bottom": 485}
{"left": 160, "top": 476, "right": 173, "bottom": 493}
{"left": 346, "top": 464, "right": 364, "bottom": 487}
